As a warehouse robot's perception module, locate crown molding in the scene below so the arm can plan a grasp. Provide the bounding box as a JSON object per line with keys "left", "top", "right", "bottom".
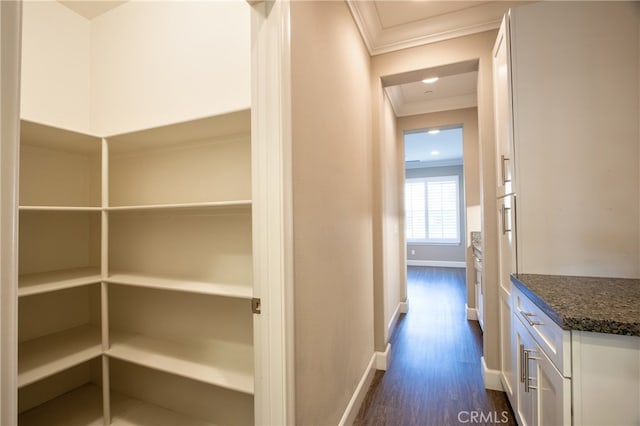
{"left": 347, "top": 1, "right": 516, "bottom": 56}
{"left": 386, "top": 86, "right": 477, "bottom": 117}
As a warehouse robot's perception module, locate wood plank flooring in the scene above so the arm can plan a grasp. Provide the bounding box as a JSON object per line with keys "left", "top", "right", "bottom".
{"left": 354, "top": 266, "right": 515, "bottom": 426}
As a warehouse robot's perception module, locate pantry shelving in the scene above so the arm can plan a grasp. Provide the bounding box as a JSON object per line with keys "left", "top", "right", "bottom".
{"left": 16, "top": 109, "right": 254, "bottom": 425}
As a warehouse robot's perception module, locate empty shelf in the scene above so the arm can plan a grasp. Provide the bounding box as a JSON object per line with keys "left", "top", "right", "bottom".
{"left": 19, "top": 325, "right": 102, "bottom": 388}
{"left": 19, "top": 206, "right": 102, "bottom": 212}
{"left": 110, "top": 391, "right": 213, "bottom": 426}
{"left": 19, "top": 268, "right": 102, "bottom": 297}
{"left": 107, "top": 331, "right": 253, "bottom": 395}
{"left": 106, "top": 273, "right": 252, "bottom": 299}
{"left": 19, "top": 383, "right": 103, "bottom": 426}
{"left": 106, "top": 200, "right": 251, "bottom": 212}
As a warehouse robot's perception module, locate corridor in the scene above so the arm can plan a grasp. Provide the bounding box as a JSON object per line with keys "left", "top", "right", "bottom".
{"left": 354, "top": 267, "right": 515, "bottom": 425}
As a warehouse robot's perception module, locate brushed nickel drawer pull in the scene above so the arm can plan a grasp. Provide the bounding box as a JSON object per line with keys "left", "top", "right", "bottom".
{"left": 522, "top": 311, "right": 542, "bottom": 326}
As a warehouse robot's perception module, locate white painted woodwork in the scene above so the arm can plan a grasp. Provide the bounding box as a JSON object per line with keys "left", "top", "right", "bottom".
{"left": 511, "top": 313, "right": 537, "bottom": 426}
{"left": 18, "top": 268, "right": 101, "bottom": 298}
{"left": 18, "top": 359, "right": 102, "bottom": 419}
{"left": 109, "top": 360, "right": 253, "bottom": 425}
{"left": 250, "top": 1, "right": 295, "bottom": 423}
{"left": 535, "top": 346, "right": 571, "bottom": 426}
{"left": 108, "top": 111, "right": 251, "bottom": 207}
{"left": 511, "top": 286, "right": 571, "bottom": 377}
{"left": 19, "top": 121, "right": 101, "bottom": 207}
{"left": 18, "top": 325, "right": 101, "bottom": 388}
{"left": 572, "top": 331, "right": 640, "bottom": 426}
{"left": 15, "top": 111, "right": 256, "bottom": 424}
{"left": 20, "top": 383, "right": 103, "bottom": 426}
{"left": 507, "top": 2, "right": 640, "bottom": 278}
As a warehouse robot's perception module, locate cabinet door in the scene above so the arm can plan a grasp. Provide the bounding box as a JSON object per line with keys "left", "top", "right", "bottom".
{"left": 498, "top": 195, "right": 517, "bottom": 404}
{"left": 499, "top": 286, "right": 514, "bottom": 404}
{"left": 512, "top": 313, "right": 538, "bottom": 426}
{"left": 492, "top": 14, "right": 515, "bottom": 197}
{"left": 535, "top": 348, "right": 571, "bottom": 426}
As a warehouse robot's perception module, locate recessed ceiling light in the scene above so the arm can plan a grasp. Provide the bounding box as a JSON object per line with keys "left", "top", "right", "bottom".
{"left": 422, "top": 77, "right": 439, "bottom": 84}
{"left": 430, "top": 150, "right": 440, "bottom": 156}
{"left": 428, "top": 129, "right": 440, "bottom": 135}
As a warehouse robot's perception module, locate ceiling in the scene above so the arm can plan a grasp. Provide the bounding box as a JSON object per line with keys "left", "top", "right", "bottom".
{"left": 405, "top": 127, "right": 463, "bottom": 168}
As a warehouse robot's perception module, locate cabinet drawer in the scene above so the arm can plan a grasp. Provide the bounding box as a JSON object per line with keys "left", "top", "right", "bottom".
{"left": 512, "top": 285, "right": 571, "bottom": 377}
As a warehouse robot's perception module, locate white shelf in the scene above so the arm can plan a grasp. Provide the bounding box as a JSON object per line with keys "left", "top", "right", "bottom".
{"left": 106, "top": 200, "right": 251, "bottom": 212}
{"left": 19, "top": 206, "right": 102, "bottom": 212}
{"left": 18, "top": 325, "right": 102, "bottom": 388}
{"left": 18, "top": 268, "right": 102, "bottom": 297}
{"left": 111, "top": 391, "right": 213, "bottom": 426}
{"left": 19, "top": 383, "right": 103, "bottom": 426}
{"left": 106, "top": 272, "right": 252, "bottom": 299}
{"left": 107, "top": 331, "right": 253, "bottom": 395}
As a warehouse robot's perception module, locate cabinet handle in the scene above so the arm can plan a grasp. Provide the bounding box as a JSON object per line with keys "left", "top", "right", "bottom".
{"left": 522, "top": 311, "right": 542, "bottom": 326}
{"left": 501, "top": 155, "right": 511, "bottom": 184}
{"left": 501, "top": 204, "right": 511, "bottom": 234}
{"left": 523, "top": 348, "right": 540, "bottom": 393}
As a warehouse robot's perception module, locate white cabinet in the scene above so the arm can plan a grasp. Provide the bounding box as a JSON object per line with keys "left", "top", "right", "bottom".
{"left": 511, "top": 284, "right": 572, "bottom": 426}
{"left": 492, "top": 13, "right": 514, "bottom": 198}
{"left": 493, "top": 1, "right": 639, "bottom": 420}
{"left": 16, "top": 111, "right": 256, "bottom": 425}
{"left": 496, "top": 1, "right": 639, "bottom": 278}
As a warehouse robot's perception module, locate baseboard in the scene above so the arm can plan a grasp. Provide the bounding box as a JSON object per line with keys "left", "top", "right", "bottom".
{"left": 406, "top": 260, "right": 466, "bottom": 268}
{"left": 400, "top": 300, "right": 408, "bottom": 314}
{"left": 481, "top": 356, "right": 503, "bottom": 391}
{"left": 338, "top": 353, "right": 376, "bottom": 426}
{"left": 466, "top": 304, "right": 478, "bottom": 320}
{"left": 387, "top": 303, "right": 402, "bottom": 339}
{"left": 375, "top": 343, "right": 391, "bottom": 371}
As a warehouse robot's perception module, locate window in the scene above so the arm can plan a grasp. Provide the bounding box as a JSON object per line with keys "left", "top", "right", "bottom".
{"left": 405, "top": 176, "right": 460, "bottom": 243}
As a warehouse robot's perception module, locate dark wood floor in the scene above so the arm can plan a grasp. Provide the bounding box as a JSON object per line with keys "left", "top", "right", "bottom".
{"left": 354, "top": 266, "right": 515, "bottom": 426}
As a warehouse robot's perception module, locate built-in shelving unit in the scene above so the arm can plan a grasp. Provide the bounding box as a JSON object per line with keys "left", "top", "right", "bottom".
{"left": 16, "top": 110, "right": 254, "bottom": 425}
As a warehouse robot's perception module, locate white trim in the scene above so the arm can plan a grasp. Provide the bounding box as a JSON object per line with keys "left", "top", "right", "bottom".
{"left": 346, "top": 1, "right": 513, "bottom": 56}
{"left": 375, "top": 343, "right": 391, "bottom": 371}
{"left": 481, "top": 356, "right": 503, "bottom": 391}
{"left": 0, "top": 2, "right": 22, "bottom": 424}
{"left": 250, "top": 2, "right": 294, "bottom": 425}
{"left": 387, "top": 303, "right": 402, "bottom": 340}
{"left": 338, "top": 354, "right": 376, "bottom": 426}
{"left": 406, "top": 260, "right": 466, "bottom": 268}
{"left": 465, "top": 304, "right": 478, "bottom": 321}
{"left": 400, "top": 301, "right": 408, "bottom": 314}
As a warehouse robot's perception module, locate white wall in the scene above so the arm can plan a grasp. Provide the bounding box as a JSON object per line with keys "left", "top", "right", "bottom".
{"left": 21, "top": 0, "right": 91, "bottom": 133}
{"left": 290, "top": 2, "right": 374, "bottom": 424}
{"left": 90, "top": 1, "right": 251, "bottom": 136}
{"left": 21, "top": 0, "right": 251, "bottom": 136}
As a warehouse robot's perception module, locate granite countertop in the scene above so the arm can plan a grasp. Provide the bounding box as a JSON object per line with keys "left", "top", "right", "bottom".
{"left": 511, "top": 274, "right": 640, "bottom": 336}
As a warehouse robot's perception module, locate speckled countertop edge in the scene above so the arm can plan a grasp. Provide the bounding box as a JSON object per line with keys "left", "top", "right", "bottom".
{"left": 511, "top": 274, "right": 640, "bottom": 337}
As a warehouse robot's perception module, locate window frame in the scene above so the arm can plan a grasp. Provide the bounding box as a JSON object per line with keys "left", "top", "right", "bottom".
{"left": 405, "top": 175, "right": 461, "bottom": 245}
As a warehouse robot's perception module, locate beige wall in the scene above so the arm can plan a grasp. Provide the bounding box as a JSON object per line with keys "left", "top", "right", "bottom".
{"left": 371, "top": 31, "right": 500, "bottom": 370}
{"left": 290, "top": 2, "right": 374, "bottom": 424}
{"left": 397, "top": 107, "right": 480, "bottom": 308}
{"left": 21, "top": 1, "right": 251, "bottom": 136}
{"left": 379, "top": 92, "right": 403, "bottom": 347}
{"left": 21, "top": 0, "right": 91, "bottom": 133}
